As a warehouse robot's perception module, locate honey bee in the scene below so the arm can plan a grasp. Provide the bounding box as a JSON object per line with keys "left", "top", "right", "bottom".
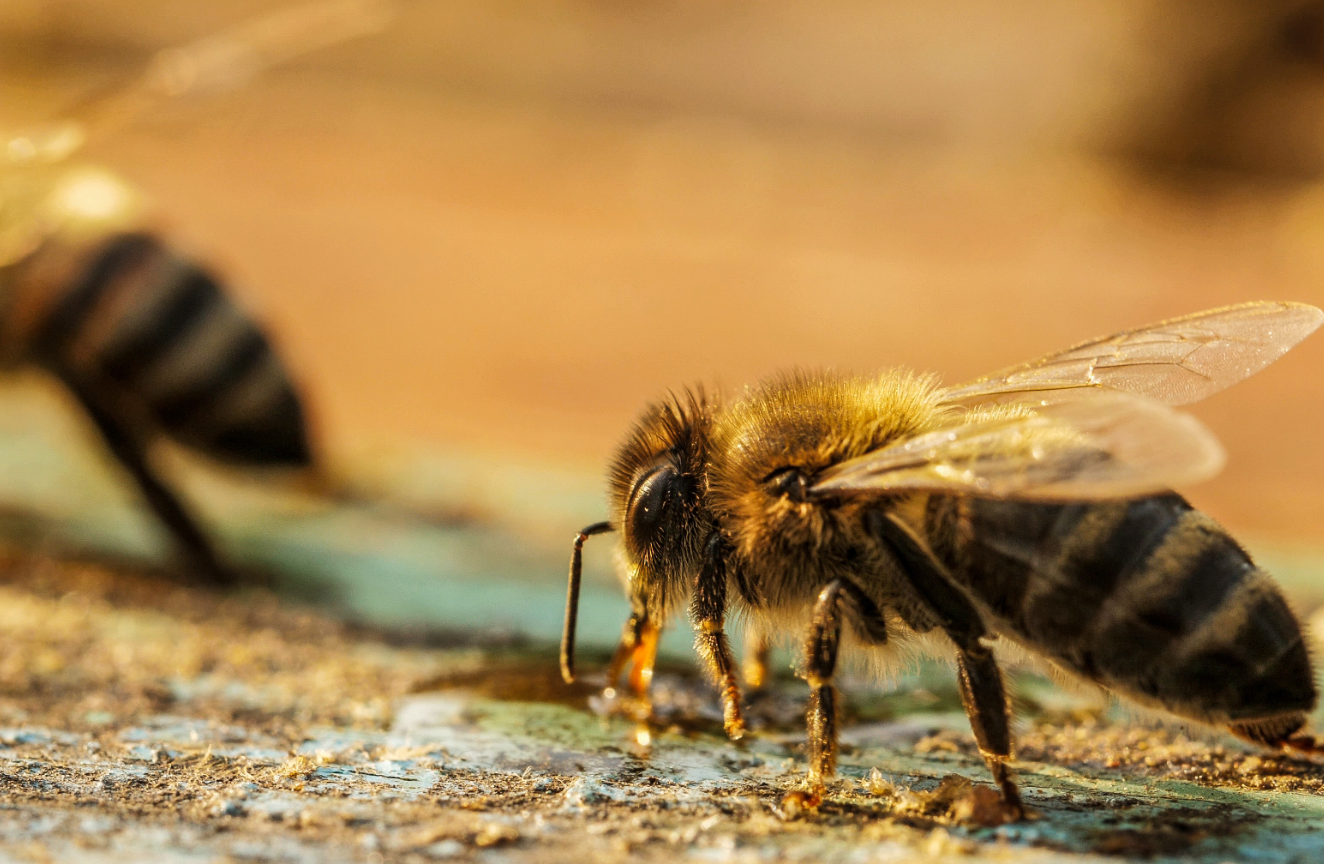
{"left": 560, "top": 301, "right": 1324, "bottom": 819}
{"left": 0, "top": 1, "right": 391, "bottom": 585}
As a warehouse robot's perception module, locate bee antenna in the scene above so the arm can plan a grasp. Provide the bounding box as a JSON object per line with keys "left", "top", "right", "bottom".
{"left": 561, "top": 521, "right": 614, "bottom": 684}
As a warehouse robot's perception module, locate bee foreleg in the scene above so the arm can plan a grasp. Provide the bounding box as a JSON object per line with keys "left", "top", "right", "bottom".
{"left": 691, "top": 533, "right": 746, "bottom": 740}
{"left": 626, "top": 617, "right": 661, "bottom": 705}
{"left": 62, "top": 374, "right": 235, "bottom": 588}
{"left": 602, "top": 609, "right": 660, "bottom": 729}
{"left": 869, "top": 509, "right": 1026, "bottom": 820}
{"left": 604, "top": 610, "right": 643, "bottom": 694}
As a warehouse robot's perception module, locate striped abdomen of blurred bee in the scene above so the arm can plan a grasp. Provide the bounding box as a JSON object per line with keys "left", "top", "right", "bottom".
{"left": 0, "top": 231, "right": 312, "bottom": 585}
{"left": 0, "top": 0, "right": 396, "bottom": 586}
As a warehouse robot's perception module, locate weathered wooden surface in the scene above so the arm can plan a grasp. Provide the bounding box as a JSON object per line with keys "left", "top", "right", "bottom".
{"left": 2, "top": 552, "right": 1324, "bottom": 863}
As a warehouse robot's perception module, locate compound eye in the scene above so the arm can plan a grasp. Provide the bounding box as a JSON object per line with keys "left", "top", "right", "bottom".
{"left": 627, "top": 464, "right": 686, "bottom": 549}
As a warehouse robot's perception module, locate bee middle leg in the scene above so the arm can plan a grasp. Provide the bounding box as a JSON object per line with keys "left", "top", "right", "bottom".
{"left": 783, "top": 577, "right": 888, "bottom": 813}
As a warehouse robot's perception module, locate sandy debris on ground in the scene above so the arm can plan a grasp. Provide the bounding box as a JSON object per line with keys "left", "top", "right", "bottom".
{"left": 0, "top": 553, "right": 1322, "bottom": 862}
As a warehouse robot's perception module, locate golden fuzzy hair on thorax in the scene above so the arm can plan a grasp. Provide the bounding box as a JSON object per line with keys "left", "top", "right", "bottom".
{"left": 707, "top": 369, "right": 944, "bottom": 561}
{"left": 710, "top": 369, "right": 943, "bottom": 491}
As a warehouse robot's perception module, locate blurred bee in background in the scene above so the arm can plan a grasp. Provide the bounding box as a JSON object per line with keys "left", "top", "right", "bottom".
{"left": 561, "top": 301, "right": 1323, "bottom": 820}
{"left": 0, "top": 0, "right": 393, "bottom": 586}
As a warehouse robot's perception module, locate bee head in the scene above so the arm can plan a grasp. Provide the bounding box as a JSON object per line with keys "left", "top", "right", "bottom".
{"left": 608, "top": 388, "right": 716, "bottom": 615}
{"left": 559, "top": 389, "right": 715, "bottom": 685}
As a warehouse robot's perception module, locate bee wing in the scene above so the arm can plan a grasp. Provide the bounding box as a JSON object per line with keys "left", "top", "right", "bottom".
{"left": 940, "top": 301, "right": 1323, "bottom": 408}
{"left": 810, "top": 393, "right": 1225, "bottom": 501}
{"left": 4, "top": 0, "right": 395, "bottom": 163}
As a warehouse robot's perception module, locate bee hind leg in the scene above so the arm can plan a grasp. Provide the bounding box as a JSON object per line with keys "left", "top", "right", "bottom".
{"left": 64, "top": 376, "right": 236, "bottom": 588}
{"left": 1281, "top": 736, "right": 1324, "bottom": 757}
{"left": 957, "top": 646, "right": 1024, "bottom": 818}
{"left": 1229, "top": 713, "right": 1324, "bottom": 758}
{"left": 869, "top": 510, "right": 1026, "bottom": 821}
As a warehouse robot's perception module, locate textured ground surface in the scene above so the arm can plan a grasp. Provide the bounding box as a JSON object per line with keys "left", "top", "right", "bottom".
{"left": 2, "top": 556, "right": 1324, "bottom": 863}
{"left": 6, "top": 9, "right": 1324, "bottom": 861}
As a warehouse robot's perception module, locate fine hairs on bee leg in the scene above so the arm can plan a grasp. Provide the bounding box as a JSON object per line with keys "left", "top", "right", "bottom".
{"left": 869, "top": 509, "right": 1025, "bottom": 819}
{"left": 956, "top": 647, "right": 1023, "bottom": 815}
{"left": 781, "top": 577, "right": 888, "bottom": 815}
{"left": 743, "top": 622, "right": 771, "bottom": 690}
{"left": 691, "top": 533, "right": 747, "bottom": 740}
{"left": 604, "top": 611, "right": 645, "bottom": 696}
{"left": 62, "top": 374, "right": 235, "bottom": 588}
{"left": 559, "top": 521, "right": 613, "bottom": 684}
{"left": 783, "top": 579, "right": 849, "bottom": 814}
{"left": 1229, "top": 714, "right": 1324, "bottom": 759}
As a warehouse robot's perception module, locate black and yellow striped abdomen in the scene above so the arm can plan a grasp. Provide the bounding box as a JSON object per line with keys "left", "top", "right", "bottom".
{"left": 927, "top": 493, "right": 1317, "bottom": 730}
{"left": 23, "top": 232, "right": 311, "bottom": 467}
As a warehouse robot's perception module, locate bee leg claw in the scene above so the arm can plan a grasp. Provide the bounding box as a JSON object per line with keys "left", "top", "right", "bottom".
{"left": 989, "top": 761, "right": 1028, "bottom": 822}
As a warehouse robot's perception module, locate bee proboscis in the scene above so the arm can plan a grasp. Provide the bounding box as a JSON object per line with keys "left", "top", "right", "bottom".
{"left": 561, "top": 300, "right": 1323, "bottom": 819}
{"left": 0, "top": 1, "right": 392, "bottom": 585}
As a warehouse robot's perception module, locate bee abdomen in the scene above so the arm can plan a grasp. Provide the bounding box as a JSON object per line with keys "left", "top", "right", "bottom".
{"left": 34, "top": 233, "right": 311, "bottom": 467}
{"left": 951, "top": 495, "right": 1316, "bottom": 724}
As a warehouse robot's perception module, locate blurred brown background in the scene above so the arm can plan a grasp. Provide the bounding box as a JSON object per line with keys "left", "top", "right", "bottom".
{"left": 3, "top": 0, "right": 1324, "bottom": 542}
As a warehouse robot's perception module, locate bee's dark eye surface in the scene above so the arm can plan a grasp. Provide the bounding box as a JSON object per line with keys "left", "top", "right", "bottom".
{"left": 627, "top": 464, "right": 688, "bottom": 547}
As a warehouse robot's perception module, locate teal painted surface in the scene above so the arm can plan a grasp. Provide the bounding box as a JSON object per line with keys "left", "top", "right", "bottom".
{"left": 0, "top": 374, "right": 645, "bottom": 651}
{"left": 1, "top": 371, "right": 1322, "bottom": 663}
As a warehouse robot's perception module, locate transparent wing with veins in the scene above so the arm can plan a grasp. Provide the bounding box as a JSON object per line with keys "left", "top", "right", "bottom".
{"left": 1, "top": 0, "right": 395, "bottom": 266}
{"left": 810, "top": 393, "right": 1225, "bottom": 502}
{"left": 940, "top": 301, "right": 1323, "bottom": 408}
{"left": 4, "top": 0, "right": 395, "bottom": 167}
